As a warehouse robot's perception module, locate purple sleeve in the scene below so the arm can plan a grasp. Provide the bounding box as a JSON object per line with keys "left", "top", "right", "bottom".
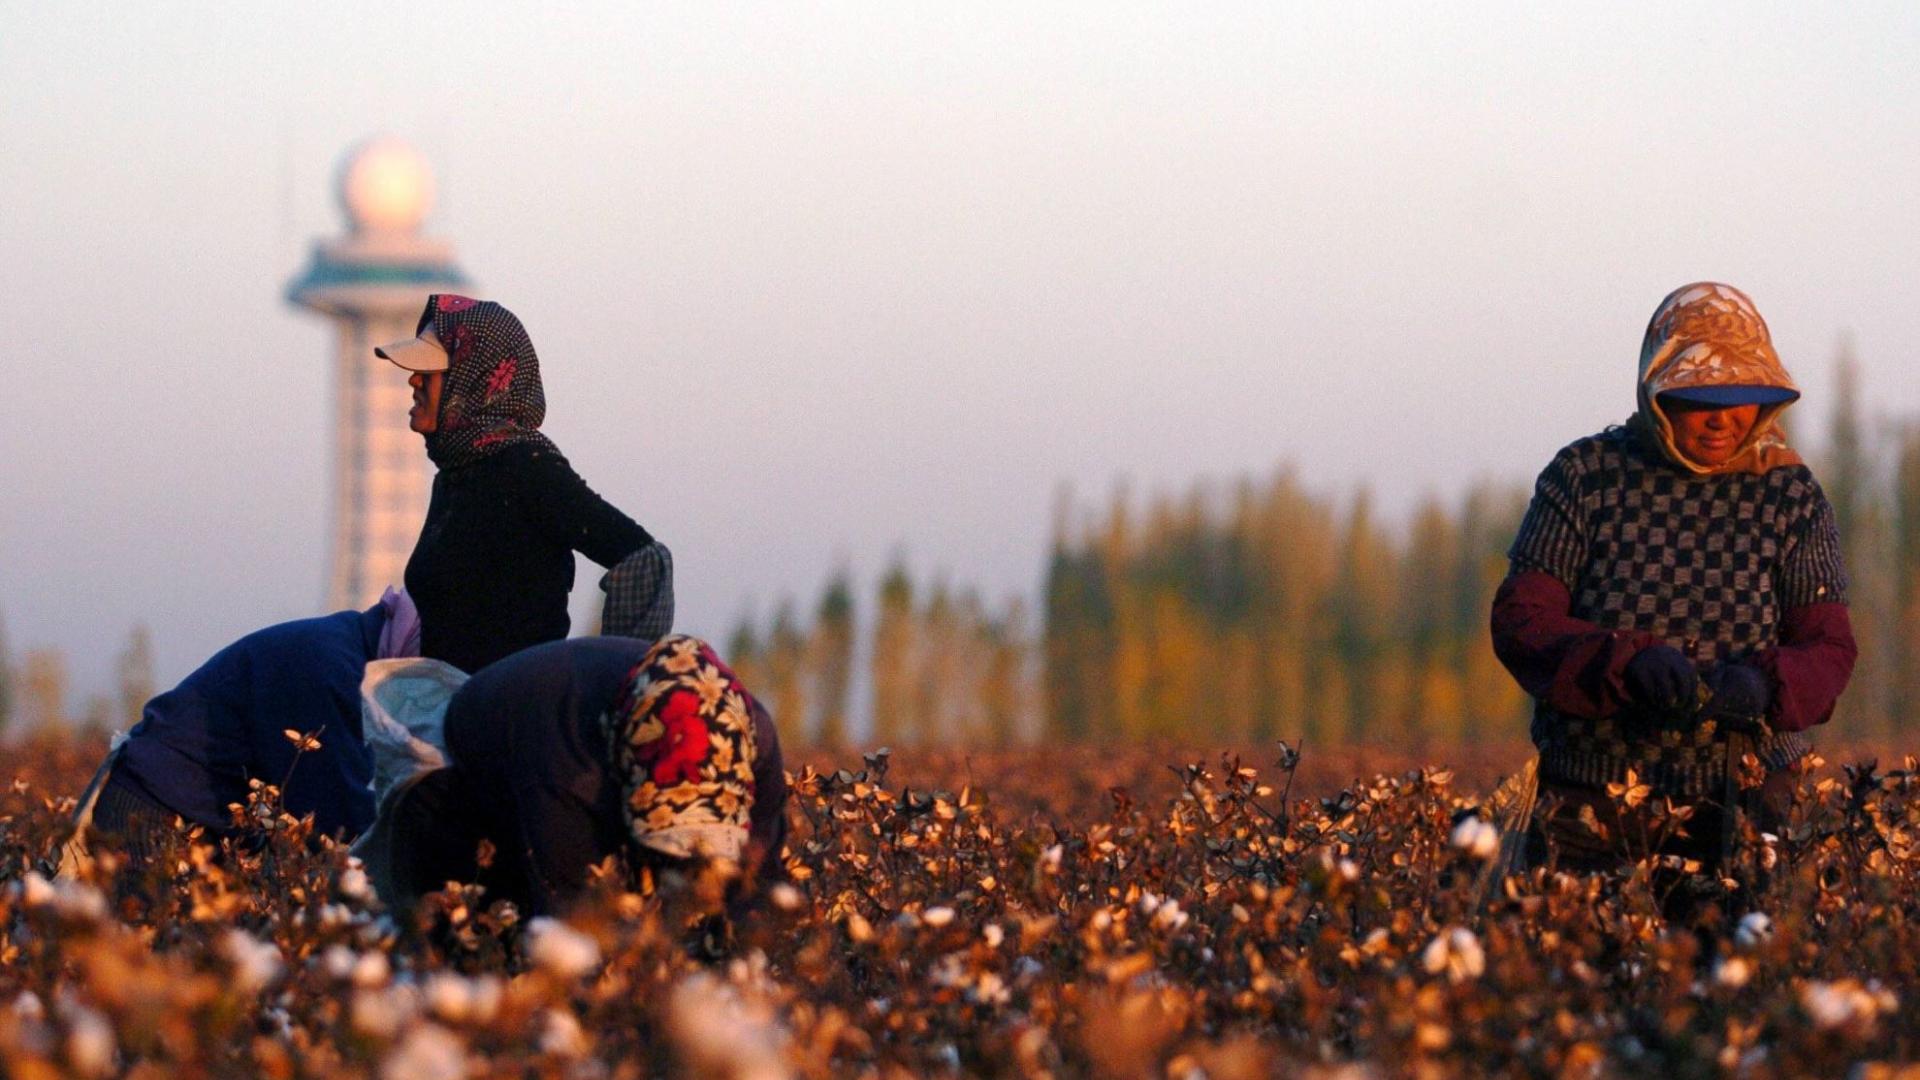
{"left": 1751, "top": 602, "right": 1857, "bottom": 733}
{"left": 1490, "top": 570, "right": 1660, "bottom": 721}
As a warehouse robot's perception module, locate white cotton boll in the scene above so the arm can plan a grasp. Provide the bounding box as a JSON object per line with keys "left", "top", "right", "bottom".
{"left": 983, "top": 923, "right": 1005, "bottom": 949}
{"left": 667, "top": 972, "right": 792, "bottom": 1080}
{"left": 539, "top": 1008, "right": 588, "bottom": 1058}
{"left": 18, "top": 871, "right": 54, "bottom": 908}
{"left": 352, "top": 950, "right": 393, "bottom": 988}
{"left": 1338, "top": 858, "right": 1361, "bottom": 883}
{"left": 922, "top": 906, "right": 955, "bottom": 928}
{"left": 971, "top": 972, "right": 1011, "bottom": 1006}
{"left": 64, "top": 1006, "right": 116, "bottom": 1078}
{"left": 1799, "top": 979, "right": 1899, "bottom": 1032}
{"left": 1735, "top": 912, "right": 1773, "bottom": 949}
{"left": 12, "top": 991, "right": 45, "bottom": 1021}
{"left": 51, "top": 880, "right": 109, "bottom": 922}
{"left": 351, "top": 988, "right": 407, "bottom": 1040}
{"left": 1040, "top": 844, "right": 1064, "bottom": 871}
{"left": 220, "top": 929, "right": 286, "bottom": 994}
{"left": 1137, "top": 892, "right": 1189, "bottom": 933}
{"left": 525, "top": 917, "right": 601, "bottom": 980}
{"left": 321, "top": 945, "right": 358, "bottom": 980}
{"left": 768, "top": 883, "right": 804, "bottom": 911}
{"left": 1800, "top": 982, "right": 1855, "bottom": 1030}
{"left": 1454, "top": 930, "right": 1487, "bottom": 979}
{"left": 380, "top": 1023, "right": 468, "bottom": 1080}
{"left": 1420, "top": 927, "right": 1486, "bottom": 983}
{"left": 425, "top": 974, "right": 474, "bottom": 1024}
{"left": 1450, "top": 817, "right": 1501, "bottom": 860}
{"left": 928, "top": 954, "right": 967, "bottom": 988}
{"left": 1419, "top": 938, "right": 1445, "bottom": 975}
{"left": 339, "top": 861, "right": 374, "bottom": 903}
{"left": 1714, "top": 957, "right": 1752, "bottom": 990}
{"left": 423, "top": 973, "right": 503, "bottom": 1026}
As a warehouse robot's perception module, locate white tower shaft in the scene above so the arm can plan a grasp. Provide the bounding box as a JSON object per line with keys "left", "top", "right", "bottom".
{"left": 327, "top": 314, "right": 435, "bottom": 608}
{"left": 287, "top": 137, "right": 470, "bottom": 610}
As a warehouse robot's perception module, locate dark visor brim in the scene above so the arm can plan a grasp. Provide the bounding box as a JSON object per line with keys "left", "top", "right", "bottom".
{"left": 1658, "top": 385, "right": 1801, "bottom": 407}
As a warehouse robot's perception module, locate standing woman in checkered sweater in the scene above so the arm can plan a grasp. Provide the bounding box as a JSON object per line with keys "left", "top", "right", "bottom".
{"left": 379, "top": 295, "right": 673, "bottom": 673}
{"left": 1490, "top": 282, "right": 1856, "bottom": 872}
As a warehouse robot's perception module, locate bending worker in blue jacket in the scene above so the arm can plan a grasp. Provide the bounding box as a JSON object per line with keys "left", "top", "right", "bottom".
{"left": 67, "top": 589, "right": 422, "bottom": 865}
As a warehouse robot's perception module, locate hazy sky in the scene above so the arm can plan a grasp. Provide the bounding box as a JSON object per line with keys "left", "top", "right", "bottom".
{"left": 3, "top": 3, "right": 1918, "bottom": 700}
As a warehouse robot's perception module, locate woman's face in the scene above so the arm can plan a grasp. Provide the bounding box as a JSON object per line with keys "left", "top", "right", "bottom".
{"left": 1664, "top": 398, "right": 1761, "bottom": 467}
{"left": 406, "top": 326, "right": 447, "bottom": 434}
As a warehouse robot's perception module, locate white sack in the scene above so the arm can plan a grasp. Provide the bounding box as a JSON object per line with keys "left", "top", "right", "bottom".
{"left": 356, "top": 657, "right": 467, "bottom": 808}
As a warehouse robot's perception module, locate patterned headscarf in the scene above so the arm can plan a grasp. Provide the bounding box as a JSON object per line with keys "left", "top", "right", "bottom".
{"left": 417, "top": 295, "right": 560, "bottom": 470}
{"left": 1632, "top": 282, "right": 1803, "bottom": 476}
{"left": 602, "top": 635, "right": 759, "bottom": 863}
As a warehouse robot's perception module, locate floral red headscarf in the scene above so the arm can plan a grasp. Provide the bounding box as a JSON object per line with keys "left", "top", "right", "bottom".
{"left": 417, "top": 295, "right": 559, "bottom": 470}
{"left": 602, "top": 635, "right": 759, "bottom": 864}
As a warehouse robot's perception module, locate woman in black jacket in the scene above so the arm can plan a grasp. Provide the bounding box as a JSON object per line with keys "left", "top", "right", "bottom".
{"left": 378, "top": 295, "right": 671, "bottom": 673}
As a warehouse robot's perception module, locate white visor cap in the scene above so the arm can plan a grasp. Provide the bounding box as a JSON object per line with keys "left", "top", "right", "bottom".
{"left": 375, "top": 334, "right": 450, "bottom": 373}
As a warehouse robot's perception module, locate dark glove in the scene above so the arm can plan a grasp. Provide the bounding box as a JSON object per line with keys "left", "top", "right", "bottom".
{"left": 1623, "top": 645, "right": 1699, "bottom": 718}
{"left": 1701, "top": 664, "right": 1771, "bottom": 733}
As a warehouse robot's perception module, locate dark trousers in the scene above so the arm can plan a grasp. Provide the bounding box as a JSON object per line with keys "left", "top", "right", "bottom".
{"left": 1528, "top": 766, "right": 1798, "bottom": 922}
{"left": 87, "top": 771, "right": 179, "bottom": 869}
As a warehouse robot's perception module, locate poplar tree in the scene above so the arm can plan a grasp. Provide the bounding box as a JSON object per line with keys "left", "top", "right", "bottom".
{"left": 811, "top": 570, "right": 856, "bottom": 748}
{"left": 21, "top": 649, "right": 67, "bottom": 730}
{"left": 116, "top": 622, "right": 155, "bottom": 731}
{"left": 871, "top": 558, "right": 917, "bottom": 745}
{"left": 764, "top": 601, "right": 808, "bottom": 741}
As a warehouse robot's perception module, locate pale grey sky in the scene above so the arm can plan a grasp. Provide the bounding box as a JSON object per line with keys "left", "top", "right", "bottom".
{"left": 3, "top": 3, "right": 1917, "bottom": 698}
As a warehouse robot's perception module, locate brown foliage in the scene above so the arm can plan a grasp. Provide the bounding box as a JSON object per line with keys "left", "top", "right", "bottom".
{"left": 1, "top": 734, "right": 1918, "bottom": 1077}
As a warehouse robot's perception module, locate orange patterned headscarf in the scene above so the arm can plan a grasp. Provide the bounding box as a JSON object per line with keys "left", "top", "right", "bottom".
{"left": 603, "top": 635, "right": 758, "bottom": 864}
{"left": 1633, "top": 282, "right": 1803, "bottom": 476}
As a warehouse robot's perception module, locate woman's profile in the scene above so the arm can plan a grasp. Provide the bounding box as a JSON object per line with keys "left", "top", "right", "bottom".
{"left": 378, "top": 295, "right": 672, "bottom": 672}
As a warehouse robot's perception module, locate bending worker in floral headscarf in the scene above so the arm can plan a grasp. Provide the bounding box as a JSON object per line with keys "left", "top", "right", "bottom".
{"left": 378, "top": 296, "right": 672, "bottom": 673}
{"left": 1491, "top": 283, "right": 1856, "bottom": 871}
{"left": 358, "top": 634, "right": 787, "bottom": 918}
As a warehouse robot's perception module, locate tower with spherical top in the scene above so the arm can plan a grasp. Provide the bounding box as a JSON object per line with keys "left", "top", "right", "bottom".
{"left": 287, "top": 137, "right": 472, "bottom": 609}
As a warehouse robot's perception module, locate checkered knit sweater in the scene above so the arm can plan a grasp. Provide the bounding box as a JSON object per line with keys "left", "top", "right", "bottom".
{"left": 1508, "top": 427, "right": 1848, "bottom": 796}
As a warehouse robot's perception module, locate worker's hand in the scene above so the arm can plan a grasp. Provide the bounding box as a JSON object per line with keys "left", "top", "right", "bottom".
{"left": 1623, "top": 645, "right": 1699, "bottom": 717}
{"left": 1702, "top": 664, "right": 1771, "bottom": 734}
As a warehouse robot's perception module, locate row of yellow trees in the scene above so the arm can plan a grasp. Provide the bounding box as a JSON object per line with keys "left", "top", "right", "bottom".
{"left": 726, "top": 473, "right": 1534, "bottom": 748}
{"left": 1043, "top": 475, "right": 1532, "bottom": 746}
{"left": 725, "top": 562, "right": 1039, "bottom": 748}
